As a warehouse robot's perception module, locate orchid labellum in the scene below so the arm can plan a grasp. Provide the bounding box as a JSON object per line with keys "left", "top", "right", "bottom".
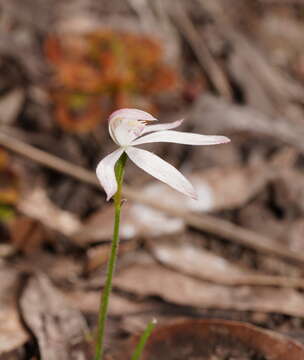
{"left": 96, "top": 108, "right": 230, "bottom": 200}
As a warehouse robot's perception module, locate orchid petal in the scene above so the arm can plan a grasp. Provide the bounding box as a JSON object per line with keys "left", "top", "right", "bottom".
{"left": 108, "top": 108, "right": 158, "bottom": 123}
{"left": 125, "top": 147, "right": 197, "bottom": 199}
{"left": 131, "top": 130, "right": 230, "bottom": 146}
{"left": 96, "top": 148, "right": 124, "bottom": 201}
{"left": 108, "top": 108, "right": 158, "bottom": 146}
{"left": 142, "top": 119, "right": 184, "bottom": 134}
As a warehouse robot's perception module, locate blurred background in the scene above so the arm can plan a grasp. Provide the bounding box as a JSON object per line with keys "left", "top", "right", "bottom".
{"left": 1, "top": 0, "right": 304, "bottom": 359}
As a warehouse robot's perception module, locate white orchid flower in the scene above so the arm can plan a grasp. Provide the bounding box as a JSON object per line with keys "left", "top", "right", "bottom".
{"left": 96, "top": 108, "right": 230, "bottom": 201}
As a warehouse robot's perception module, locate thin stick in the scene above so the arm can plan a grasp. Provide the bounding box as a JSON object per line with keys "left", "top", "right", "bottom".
{"left": 0, "top": 131, "right": 98, "bottom": 186}
{"left": 1, "top": 131, "right": 304, "bottom": 264}
{"left": 169, "top": 3, "right": 232, "bottom": 100}
{"left": 210, "top": 273, "right": 304, "bottom": 289}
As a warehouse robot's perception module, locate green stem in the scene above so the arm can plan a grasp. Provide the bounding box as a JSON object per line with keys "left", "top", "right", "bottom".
{"left": 94, "top": 152, "right": 128, "bottom": 360}
{"left": 131, "top": 319, "right": 156, "bottom": 360}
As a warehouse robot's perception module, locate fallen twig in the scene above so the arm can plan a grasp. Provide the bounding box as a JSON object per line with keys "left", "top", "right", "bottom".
{"left": 215, "top": 273, "right": 304, "bottom": 289}
{"left": 168, "top": 2, "right": 232, "bottom": 100}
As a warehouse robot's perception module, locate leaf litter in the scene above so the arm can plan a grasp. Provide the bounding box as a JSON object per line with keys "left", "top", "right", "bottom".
{"left": 2, "top": 0, "right": 304, "bottom": 359}
{"left": 114, "top": 258, "right": 304, "bottom": 318}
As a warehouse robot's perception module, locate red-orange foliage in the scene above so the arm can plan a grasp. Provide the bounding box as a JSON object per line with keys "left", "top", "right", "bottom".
{"left": 44, "top": 31, "right": 179, "bottom": 133}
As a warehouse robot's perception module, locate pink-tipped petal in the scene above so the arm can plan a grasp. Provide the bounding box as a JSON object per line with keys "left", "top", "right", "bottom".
{"left": 142, "top": 119, "right": 184, "bottom": 134}
{"left": 96, "top": 149, "right": 124, "bottom": 201}
{"left": 126, "top": 147, "right": 197, "bottom": 199}
{"left": 108, "top": 108, "right": 158, "bottom": 123}
{"left": 131, "top": 130, "right": 230, "bottom": 146}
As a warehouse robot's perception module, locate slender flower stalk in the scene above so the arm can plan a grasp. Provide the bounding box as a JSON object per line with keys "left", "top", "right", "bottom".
{"left": 94, "top": 152, "right": 127, "bottom": 360}
{"left": 95, "top": 108, "right": 230, "bottom": 359}
{"left": 131, "top": 319, "right": 157, "bottom": 360}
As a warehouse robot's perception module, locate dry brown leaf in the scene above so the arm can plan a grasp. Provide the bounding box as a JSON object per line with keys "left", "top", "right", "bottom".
{"left": 18, "top": 188, "right": 81, "bottom": 237}
{"left": 149, "top": 239, "right": 254, "bottom": 281}
{"left": 0, "top": 149, "right": 20, "bottom": 207}
{"left": 63, "top": 289, "right": 156, "bottom": 317}
{"left": 149, "top": 239, "right": 304, "bottom": 288}
{"left": 0, "top": 89, "right": 25, "bottom": 126}
{"left": 16, "top": 253, "right": 82, "bottom": 286}
{"left": 20, "top": 274, "right": 91, "bottom": 360}
{"left": 10, "top": 216, "right": 48, "bottom": 253}
{"left": 110, "top": 319, "right": 304, "bottom": 360}
{"left": 288, "top": 219, "right": 304, "bottom": 252}
{"left": 0, "top": 268, "right": 28, "bottom": 356}
{"left": 114, "top": 263, "right": 304, "bottom": 317}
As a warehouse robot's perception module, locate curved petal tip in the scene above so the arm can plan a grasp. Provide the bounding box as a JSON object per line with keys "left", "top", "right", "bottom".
{"left": 190, "top": 190, "right": 198, "bottom": 201}
{"left": 218, "top": 136, "right": 231, "bottom": 144}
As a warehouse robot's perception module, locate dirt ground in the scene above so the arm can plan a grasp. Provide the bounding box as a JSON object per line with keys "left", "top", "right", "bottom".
{"left": 1, "top": 0, "right": 304, "bottom": 359}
